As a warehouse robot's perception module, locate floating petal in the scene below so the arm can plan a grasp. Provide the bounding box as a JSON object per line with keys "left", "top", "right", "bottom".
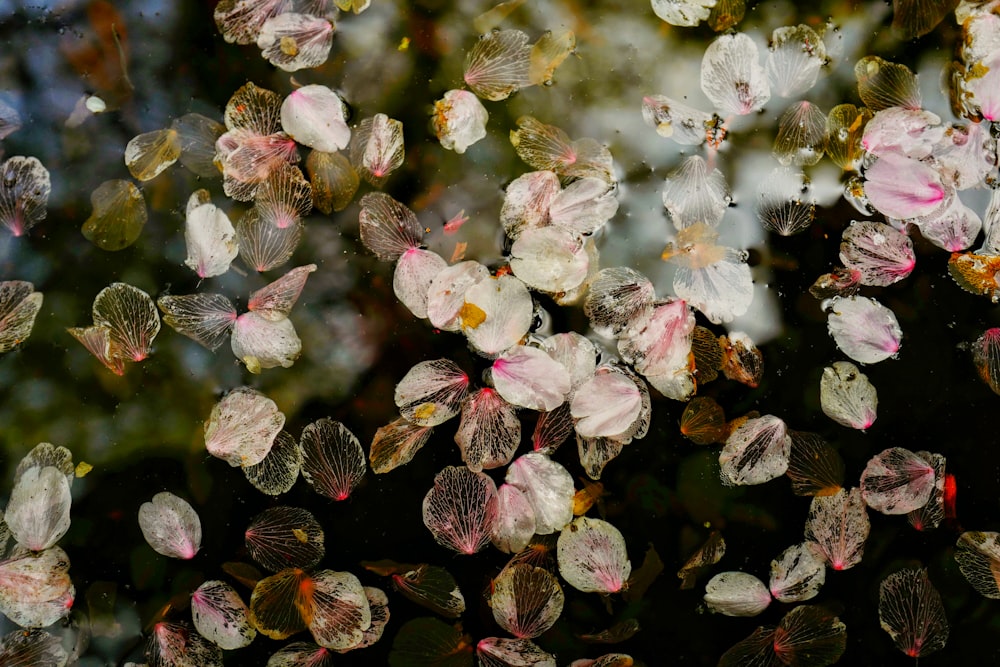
{"left": 124, "top": 128, "right": 181, "bottom": 181}
{"left": 184, "top": 192, "right": 238, "bottom": 278}
{"left": 769, "top": 542, "right": 826, "bottom": 603}
{"left": 157, "top": 294, "right": 237, "bottom": 352}
{"left": 820, "top": 361, "right": 877, "bottom": 430}
{"left": 490, "top": 564, "right": 564, "bottom": 639}
{"left": 492, "top": 346, "right": 571, "bottom": 412}
{"left": 245, "top": 506, "right": 324, "bottom": 573}
{"left": 306, "top": 150, "right": 359, "bottom": 214}
{"left": 704, "top": 571, "right": 771, "bottom": 617}
{"left": 860, "top": 447, "right": 936, "bottom": 515}
{"left": 773, "top": 100, "right": 827, "bottom": 166}
{"left": 0, "top": 281, "right": 42, "bottom": 353}
{"left": 5, "top": 466, "right": 71, "bottom": 552}
{"left": 422, "top": 466, "right": 498, "bottom": 555}
{"left": 281, "top": 85, "right": 350, "bottom": 153}
{"left": 358, "top": 192, "right": 423, "bottom": 261}
{"left": 243, "top": 430, "right": 302, "bottom": 496}
{"left": 719, "top": 414, "right": 790, "bottom": 486}
{"left": 661, "top": 155, "right": 730, "bottom": 231}
{"left": 826, "top": 296, "right": 902, "bottom": 364}
{"left": 257, "top": 13, "right": 334, "bottom": 72}
{"left": 432, "top": 89, "right": 488, "bottom": 154}
{"left": 786, "top": 431, "right": 845, "bottom": 497}
{"left": 138, "top": 492, "right": 201, "bottom": 560}
{"left": 464, "top": 29, "right": 531, "bottom": 101}
{"left": 701, "top": 33, "right": 770, "bottom": 116}
{"left": 455, "top": 388, "right": 520, "bottom": 472}
{"left": 236, "top": 208, "right": 303, "bottom": 272}
{"left": 856, "top": 55, "right": 921, "bottom": 111}
{"left": 92, "top": 283, "right": 160, "bottom": 362}
{"left": 203, "top": 386, "right": 285, "bottom": 467}
{"left": 766, "top": 24, "right": 827, "bottom": 98}
{"left": 299, "top": 418, "right": 367, "bottom": 501}
{"left": 81, "top": 179, "right": 147, "bottom": 251}
{"left": 462, "top": 274, "right": 533, "bottom": 357}
{"left": 804, "top": 487, "right": 869, "bottom": 570}
{"left": 878, "top": 568, "right": 949, "bottom": 657}
{"left": 350, "top": 114, "right": 404, "bottom": 187}
{"left": 557, "top": 516, "right": 631, "bottom": 594}
{"left": 954, "top": 531, "right": 1000, "bottom": 599}
{"left": 394, "top": 249, "right": 448, "bottom": 319}
{"left": 506, "top": 452, "right": 574, "bottom": 535}
{"left": 369, "top": 417, "right": 433, "bottom": 474}
{"left": 192, "top": 580, "right": 256, "bottom": 650}
{"left": 840, "top": 220, "right": 915, "bottom": 287}
{"left": 0, "top": 156, "right": 50, "bottom": 237}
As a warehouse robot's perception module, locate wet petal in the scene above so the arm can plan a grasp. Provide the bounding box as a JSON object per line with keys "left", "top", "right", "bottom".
{"left": 787, "top": 430, "right": 847, "bottom": 495}
{"left": 839, "top": 220, "right": 915, "bottom": 287}
{"left": 583, "top": 267, "right": 655, "bottom": 339}
{"left": 389, "top": 564, "right": 466, "bottom": 618}
{"left": 172, "top": 112, "right": 225, "bottom": 178}
{"left": 701, "top": 33, "right": 770, "bottom": 116}
{"left": 860, "top": 447, "right": 936, "bottom": 515}
{"left": 307, "top": 570, "right": 371, "bottom": 650}
{"left": 66, "top": 325, "right": 125, "bottom": 375}
{"left": 490, "top": 564, "right": 564, "bottom": 639}
{"left": 358, "top": 192, "right": 423, "bottom": 261}
{"left": 236, "top": 208, "right": 303, "bottom": 272}
{"left": 184, "top": 192, "right": 238, "bottom": 278}
{"left": 804, "top": 487, "right": 869, "bottom": 571}
{"left": 510, "top": 116, "right": 615, "bottom": 183}
{"left": 756, "top": 167, "right": 816, "bottom": 236}
{"left": 81, "top": 179, "right": 147, "bottom": 251}
{"left": 0, "top": 629, "right": 68, "bottom": 666}
{"left": 719, "top": 414, "right": 791, "bottom": 486}
{"left": 432, "top": 89, "right": 488, "bottom": 154}
{"left": 501, "top": 171, "right": 560, "bottom": 240}
{"left": 531, "top": 402, "right": 575, "bottom": 454}
{"left": 661, "top": 155, "right": 730, "bottom": 231}
{"left": 773, "top": 101, "right": 827, "bottom": 166}
{"left": 426, "top": 261, "right": 491, "bottom": 332}
{"left": 455, "top": 388, "right": 521, "bottom": 472}
{"left": 395, "top": 358, "right": 470, "bottom": 427}
{"left": 651, "top": 0, "right": 716, "bottom": 26}
{"left": 124, "top": 128, "right": 181, "bottom": 181}
{"left": 350, "top": 113, "right": 404, "bottom": 187}
{"left": 856, "top": 55, "right": 921, "bottom": 111}
{"left": 557, "top": 516, "right": 631, "bottom": 594}
{"left": 92, "top": 283, "right": 160, "bottom": 362}
{"left": 245, "top": 506, "right": 324, "bottom": 573}
{"left": 203, "top": 386, "right": 285, "bottom": 467}
{"left": 389, "top": 617, "right": 473, "bottom": 665}
{"left": 704, "top": 571, "right": 771, "bottom": 617}
{"left": 820, "top": 361, "right": 877, "bottom": 430}
{"left": 0, "top": 281, "right": 42, "bottom": 354}
{"left": 257, "top": 13, "right": 334, "bottom": 72}
{"left": 192, "top": 580, "right": 257, "bottom": 650}
{"left": 214, "top": 0, "right": 291, "bottom": 45}
{"left": 492, "top": 483, "right": 536, "bottom": 554}
{"left": 243, "top": 430, "right": 302, "bottom": 496}
{"left": 492, "top": 346, "right": 571, "bottom": 411}
{"left": 954, "top": 531, "right": 1000, "bottom": 599}
{"left": 423, "top": 466, "right": 498, "bottom": 555}
{"left": 826, "top": 104, "right": 872, "bottom": 172}
{"left": 678, "top": 531, "right": 725, "bottom": 590}
{"left": 571, "top": 367, "right": 648, "bottom": 440}
{"left": 267, "top": 641, "right": 335, "bottom": 666}
{"left": 510, "top": 226, "right": 589, "bottom": 294}
{"left": 506, "top": 452, "right": 574, "bottom": 535}
{"left": 146, "top": 621, "right": 222, "bottom": 667}
{"left": 878, "top": 568, "right": 949, "bottom": 657}
{"left": 157, "top": 294, "right": 237, "bottom": 352}
{"left": 369, "top": 417, "right": 433, "bottom": 474}
{"left": 138, "top": 492, "right": 201, "bottom": 560}
{"left": 253, "top": 162, "right": 313, "bottom": 229}
{"left": 232, "top": 311, "right": 303, "bottom": 372}
{"left": 0, "top": 156, "right": 50, "bottom": 237}
{"left": 299, "top": 418, "right": 367, "bottom": 501}
{"left": 462, "top": 274, "right": 533, "bottom": 357}
{"left": 826, "top": 296, "right": 902, "bottom": 364}
{"left": 766, "top": 24, "right": 827, "bottom": 98}
{"left": 306, "top": 150, "right": 359, "bottom": 214}
{"left": 5, "top": 467, "right": 70, "bottom": 552}
{"left": 477, "top": 637, "right": 555, "bottom": 667}
{"left": 249, "top": 568, "right": 310, "bottom": 639}
{"left": 529, "top": 28, "right": 575, "bottom": 85}
{"left": 916, "top": 193, "right": 982, "bottom": 252}
{"left": 769, "top": 542, "right": 826, "bottom": 603}
{"left": 248, "top": 264, "right": 316, "bottom": 317}
{"left": 680, "top": 396, "right": 728, "bottom": 445}
{"left": 281, "top": 85, "right": 350, "bottom": 152}
{"left": 548, "top": 177, "right": 618, "bottom": 237}
{"left": 671, "top": 245, "right": 753, "bottom": 325}
{"left": 641, "top": 94, "right": 715, "bottom": 145}
{"left": 394, "top": 249, "right": 448, "bottom": 319}
{"left": 464, "top": 29, "right": 531, "bottom": 101}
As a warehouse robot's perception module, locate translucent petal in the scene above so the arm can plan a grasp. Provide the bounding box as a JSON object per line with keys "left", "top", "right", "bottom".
{"left": 67, "top": 325, "right": 125, "bottom": 375}
{"left": 0, "top": 156, "right": 50, "bottom": 237}
{"left": 973, "top": 328, "right": 1000, "bottom": 396}
{"left": 172, "top": 112, "right": 225, "bottom": 178}
{"left": 245, "top": 506, "right": 324, "bottom": 573}
{"left": 677, "top": 530, "right": 725, "bottom": 590}
{"left": 721, "top": 332, "right": 763, "bottom": 388}
{"left": 773, "top": 101, "right": 827, "bottom": 166}
{"left": 158, "top": 294, "right": 237, "bottom": 352}
{"left": 306, "top": 150, "right": 359, "bottom": 214}
{"left": 146, "top": 621, "right": 222, "bottom": 667}
{"left": 826, "top": 104, "right": 872, "bottom": 172}
{"left": 954, "top": 531, "right": 1000, "bottom": 599}
{"left": 786, "top": 431, "right": 845, "bottom": 497}
{"left": 765, "top": 24, "right": 827, "bottom": 98}
{"left": 232, "top": 311, "right": 303, "bottom": 372}
{"left": 810, "top": 267, "right": 862, "bottom": 300}
{"left": 464, "top": 29, "right": 531, "bottom": 101}
{"left": 281, "top": 85, "right": 350, "bottom": 153}
{"left": 217, "top": 129, "right": 299, "bottom": 202}
{"left": 0, "top": 546, "right": 71, "bottom": 608}
{"left": 826, "top": 296, "right": 902, "bottom": 364}
{"left": 426, "top": 261, "right": 490, "bottom": 332}
{"left": 5, "top": 467, "right": 70, "bottom": 552}
{"left": 548, "top": 177, "right": 618, "bottom": 237}
{"left": 299, "top": 418, "right": 367, "bottom": 501}
{"left": 892, "top": 0, "right": 956, "bottom": 38}
{"left": 432, "top": 89, "right": 488, "bottom": 154}
{"left": 917, "top": 193, "right": 982, "bottom": 252}
{"left": 388, "top": 617, "right": 472, "bottom": 664}
{"left": 583, "top": 267, "right": 655, "bottom": 339}
{"left": 769, "top": 542, "right": 826, "bottom": 603}
{"left": 267, "top": 641, "right": 335, "bottom": 667}
{"left": 389, "top": 564, "right": 466, "bottom": 618}
{"left": 257, "top": 13, "right": 334, "bottom": 72}
{"left": 369, "top": 417, "right": 433, "bottom": 474}
{"left": 529, "top": 29, "right": 574, "bottom": 86}
{"left": 506, "top": 452, "right": 574, "bottom": 535}
{"left": 125, "top": 128, "right": 181, "bottom": 181}
{"left": 879, "top": 568, "right": 949, "bottom": 657}
{"left": 540, "top": 332, "right": 598, "bottom": 392}
{"left": 862, "top": 107, "right": 944, "bottom": 160}
{"left": 203, "top": 386, "right": 285, "bottom": 467}
{"left": 510, "top": 116, "right": 615, "bottom": 183}
{"left": 0, "top": 100, "right": 22, "bottom": 141}
{"left": 618, "top": 299, "right": 695, "bottom": 399}
{"left": 671, "top": 244, "right": 753, "bottom": 325}
{"left": 577, "top": 435, "right": 625, "bottom": 481}
{"left": 192, "top": 580, "right": 257, "bottom": 650}
{"left": 661, "top": 155, "right": 730, "bottom": 230}
{"left": 557, "top": 516, "right": 631, "bottom": 594}
{"left": 422, "top": 466, "right": 498, "bottom": 555}
{"left": 0, "top": 281, "right": 42, "bottom": 353}
{"left": 462, "top": 274, "right": 533, "bottom": 357}
{"left": 651, "top": 0, "right": 716, "bottom": 26}
{"left": 307, "top": 570, "right": 371, "bottom": 650}
{"left": 965, "top": 51, "right": 1000, "bottom": 121}
{"left": 214, "top": 0, "right": 292, "bottom": 45}
{"left": 254, "top": 163, "right": 313, "bottom": 229}
{"left": 138, "top": 492, "right": 201, "bottom": 560}
{"left": 477, "top": 637, "right": 555, "bottom": 667}
{"left": 184, "top": 193, "right": 238, "bottom": 278}
{"left": 510, "top": 226, "right": 589, "bottom": 294}
{"left": 236, "top": 208, "right": 303, "bottom": 272}
{"left": 704, "top": 571, "right": 771, "bottom": 617}
{"left": 15, "top": 442, "right": 74, "bottom": 486}
{"left": 691, "top": 326, "right": 724, "bottom": 385}
{"left": 491, "top": 564, "right": 564, "bottom": 639}
{"left": 719, "top": 414, "right": 791, "bottom": 486}
{"left": 243, "top": 430, "right": 302, "bottom": 496}
{"left": 839, "top": 220, "right": 915, "bottom": 287}
{"left": 701, "top": 33, "right": 770, "bottom": 116}
{"left": 856, "top": 55, "right": 921, "bottom": 111}
{"left": 81, "top": 179, "right": 147, "bottom": 251}
{"left": 249, "top": 568, "right": 310, "bottom": 639}
{"left": 0, "top": 629, "right": 68, "bottom": 667}
{"left": 771, "top": 605, "right": 847, "bottom": 666}
{"left": 492, "top": 483, "right": 536, "bottom": 554}
{"left": 804, "top": 487, "right": 869, "bottom": 571}
{"left": 948, "top": 251, "right": 1000, "bottom": 302}
{"left": 571, "top": 367, "right": 647, "bottom": 440}
{"left": 500, "top": 171, "right": 559, "bottom": 240}
{"left": 92, "top": 283, "right": 160, "bottom": 362}
{"left": 340, "top": 586, "right": 389, "bottom": 652}
{"left": 455, "top": 388, "right": 520, "bottom": 472}
{"left": 394, "top": 249, "right": 447, "bottom": 319}
{"left": 395, "top": 358, "right": 470, "bottom": 427}
{"left": 531, "top": 402, "right": 574, "bottom": 454}
{"left": 756, "top": 167, "right": 816, "bottom": 236}
{"left": 350, "top": 114, "right": 404, "bottom": 187}
{"left": 358, "top": 192, "right": 423, "bottom": 261}
{"left": 492, "top": 345, "right": 571, "bottom": 411}
{"left": 248, "top": 263, "right": 316, "bottom": 317}
{"left": 641, "top": 95, "right": 715, "bottom": 145}
{"left": 861, "top": 447, "right": 936, "bottom": 515}
{"left": 907, "top": 452, "right": 946, "bottom": 532}
{"left": 820, "top": 361, "right": 877, "bottom": 430}
{"left": 680, "top": 396, "right": 727, "bottom": 445}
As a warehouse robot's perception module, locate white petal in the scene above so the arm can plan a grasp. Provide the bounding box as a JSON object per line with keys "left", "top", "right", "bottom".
{"left": 557, "top": 517, "right": 631, "bottom": 594}
{"left": 506, "top": 452, "right": 574, "bottom": 535}
{"left": 280, "top": 85, "right": 350, "bottom": 152}
{"left": 492, "top": 346, "right": 571, "bottom": 411}
{"left": 138, "top": 492, "right": 202, "bottom": 559}
{"left": 704, "top": 571, "right": 771, "bottom": 617}
{"left": 393, "top": 249, "right": 447, "bottom": 320}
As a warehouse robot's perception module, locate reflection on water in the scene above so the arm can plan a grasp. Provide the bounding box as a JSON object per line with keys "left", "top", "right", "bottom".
{"left": 1, "top": 0, "right": 1000, "bottom": 665}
